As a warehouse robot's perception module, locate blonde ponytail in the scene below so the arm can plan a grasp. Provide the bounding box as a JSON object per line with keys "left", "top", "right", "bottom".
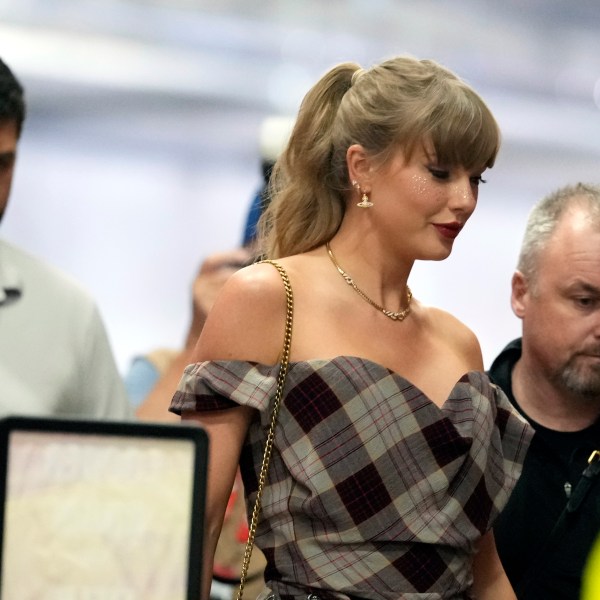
{"left": 259, "top": 63, "right": 361, "bottom": 258}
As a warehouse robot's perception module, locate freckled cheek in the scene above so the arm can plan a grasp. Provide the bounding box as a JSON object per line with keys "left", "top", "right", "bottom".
{"left": 409, "top": 176, "right": 445, "bottom": 205}
{"left": 410, "top": 175, "right": 428, "bottom": 195}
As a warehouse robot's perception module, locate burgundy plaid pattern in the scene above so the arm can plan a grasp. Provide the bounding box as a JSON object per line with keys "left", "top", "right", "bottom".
{"left": 171, "top": 357, "right": 532, "bottom": 599}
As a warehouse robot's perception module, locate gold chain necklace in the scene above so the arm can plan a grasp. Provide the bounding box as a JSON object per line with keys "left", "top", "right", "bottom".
{"left": 326, "top": 242, "right": 412, "bottom": 321}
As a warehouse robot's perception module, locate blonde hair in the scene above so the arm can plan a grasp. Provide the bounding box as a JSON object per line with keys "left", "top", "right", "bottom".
{"left": 259, "top": 55, "right": 501, "bottom": 258}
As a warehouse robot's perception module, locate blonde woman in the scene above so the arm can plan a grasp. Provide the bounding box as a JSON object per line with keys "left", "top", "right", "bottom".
{"left": 171, "top": 56, "right": 532, "bottom": 600}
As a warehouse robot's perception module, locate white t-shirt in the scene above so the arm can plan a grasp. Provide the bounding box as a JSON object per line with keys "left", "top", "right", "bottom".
{"left": 0, "top": 239, "right": 133, "bottom": 420}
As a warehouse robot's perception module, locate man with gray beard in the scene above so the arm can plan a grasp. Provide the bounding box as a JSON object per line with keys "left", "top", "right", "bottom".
{"left": 489, "top": 182, "right": 600, "bottom": 600}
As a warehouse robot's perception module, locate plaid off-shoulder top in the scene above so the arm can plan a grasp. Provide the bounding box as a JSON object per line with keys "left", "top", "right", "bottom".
{"left": 170, "top": 357, "right": 533, "bottom": 600}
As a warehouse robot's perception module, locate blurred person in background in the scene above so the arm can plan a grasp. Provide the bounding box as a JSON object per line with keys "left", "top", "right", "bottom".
{"left": 490, "top": 183, "right": 600, "bottom": 600}
{"left": 128, "top": 245, "right": 254, "bottom": 418}
{"left": 0, "top": 56, "right": 131, "bottom": 420}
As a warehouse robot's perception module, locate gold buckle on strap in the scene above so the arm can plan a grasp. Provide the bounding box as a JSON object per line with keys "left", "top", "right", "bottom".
{"left": 589, "top": 450, "right": 600, "bottom": 465}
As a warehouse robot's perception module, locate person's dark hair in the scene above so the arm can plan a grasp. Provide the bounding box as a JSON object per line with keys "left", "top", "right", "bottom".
{"left": 259, "top": 55, "right": 500, "bottom": 258}
{"left": 518, "top": 182, "right": 600, "bottom": 282}
{"left": 0, "top": 58, "right": 26, "bottom": 137}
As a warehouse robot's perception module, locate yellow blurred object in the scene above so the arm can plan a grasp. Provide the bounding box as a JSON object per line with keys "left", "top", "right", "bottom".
{"left": 581, "top": 534, "right": 600, "bottom": 600}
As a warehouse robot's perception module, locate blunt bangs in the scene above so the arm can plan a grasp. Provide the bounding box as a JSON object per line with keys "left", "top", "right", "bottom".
{"left": 427, "top": 86, "right": 500, "bottom": 171}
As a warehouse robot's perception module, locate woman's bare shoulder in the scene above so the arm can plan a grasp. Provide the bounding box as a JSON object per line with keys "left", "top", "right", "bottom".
{"left": 193, "top": 261, "right": 292, "bottom": 364}
{"left": 420, "top": 303, "right": 484, "bottom": 370}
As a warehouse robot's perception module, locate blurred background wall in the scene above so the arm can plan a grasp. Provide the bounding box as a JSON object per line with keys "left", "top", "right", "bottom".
{"left": 1, "top": 0, "right": 599, "bottom": 373}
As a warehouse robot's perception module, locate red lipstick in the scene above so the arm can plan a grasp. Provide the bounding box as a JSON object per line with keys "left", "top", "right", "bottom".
{"left": 433, "top": 222, "right": 463, "bottom": 240}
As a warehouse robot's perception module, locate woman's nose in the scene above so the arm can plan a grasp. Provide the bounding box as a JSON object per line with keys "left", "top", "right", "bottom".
{"left": 449, "top": 176, "right": 477, "bottom": 212}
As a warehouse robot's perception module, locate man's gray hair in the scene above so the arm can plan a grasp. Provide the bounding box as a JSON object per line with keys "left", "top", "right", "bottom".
{"left": 518, "top": 182, "right": 600, "bottom": 280}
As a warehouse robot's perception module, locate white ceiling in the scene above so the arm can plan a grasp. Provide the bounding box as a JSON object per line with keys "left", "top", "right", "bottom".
{"left": 1, "top": 0, "right": 600, "bottom": 161}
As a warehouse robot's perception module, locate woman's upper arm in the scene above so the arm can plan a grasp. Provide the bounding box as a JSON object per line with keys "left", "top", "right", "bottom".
{"left": 179, "top": 262, "right": 288, "bottom": 522}
{"left": 192, "top": 262, "right": 289, "bottom": 365}
{"left": 182, "top": 406, "right": 255, "bottom": 519}
{"left": 182, "top": 405, "right": 255, "bottom": 598}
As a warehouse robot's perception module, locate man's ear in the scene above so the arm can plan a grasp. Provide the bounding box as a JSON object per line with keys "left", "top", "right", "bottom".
{"left": 511, "top": 271, "right": 529, "bottom": 319}
{"left": 346, "top": 144, "right": 372, "bottom": 189}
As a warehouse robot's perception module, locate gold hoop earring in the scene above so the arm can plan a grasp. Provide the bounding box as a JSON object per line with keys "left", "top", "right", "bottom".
{"left": 357, "top": 191, "right": 373, "bottom": 208}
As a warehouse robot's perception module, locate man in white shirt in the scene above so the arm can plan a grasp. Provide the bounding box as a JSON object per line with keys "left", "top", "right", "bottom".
{"left": 0, "top": 56, "right": 132, "bottom": 420}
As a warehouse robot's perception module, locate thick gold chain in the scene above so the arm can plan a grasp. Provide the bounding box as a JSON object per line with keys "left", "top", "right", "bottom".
{"left": 326, "top": 242, "right": 412, "bottom": 321}
{"left": 236, "top": 260, "right": 294, "bottom": 600}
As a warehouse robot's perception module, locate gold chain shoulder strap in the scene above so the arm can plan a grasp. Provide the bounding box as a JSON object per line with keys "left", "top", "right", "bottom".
{"left": 236, "top": 260, "right": 294, "bottom": 600}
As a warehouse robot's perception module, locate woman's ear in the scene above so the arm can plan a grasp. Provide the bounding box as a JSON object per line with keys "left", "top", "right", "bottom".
{"left": 346, "top": 144, "right": 372, "bottom": 188}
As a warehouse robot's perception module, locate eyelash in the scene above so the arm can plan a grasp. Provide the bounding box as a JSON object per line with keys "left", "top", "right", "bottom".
{"left": 428, "top": 168, "right": 487, "bottom": 186}
{"left": 428, "top": 168, "right": 449, "bottom": 180}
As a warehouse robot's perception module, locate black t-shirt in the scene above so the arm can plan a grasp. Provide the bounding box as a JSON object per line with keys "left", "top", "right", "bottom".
{"left": 489, "top": 339, "right": 600, "bottom": 600}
